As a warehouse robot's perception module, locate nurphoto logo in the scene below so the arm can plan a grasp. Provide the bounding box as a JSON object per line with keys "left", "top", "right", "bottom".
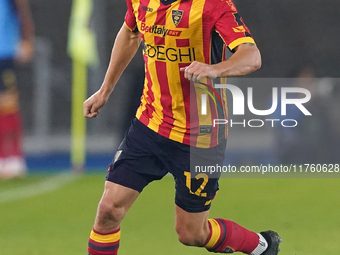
{"left": 200, "top": 84, "right": 312, "bottom": 128}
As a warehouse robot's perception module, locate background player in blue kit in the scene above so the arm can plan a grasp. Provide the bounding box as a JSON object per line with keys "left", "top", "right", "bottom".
{"left": 0, "top": 0, "right": 34, "bottom": 178}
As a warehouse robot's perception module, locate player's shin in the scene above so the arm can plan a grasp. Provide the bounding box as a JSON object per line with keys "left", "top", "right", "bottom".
{"left": 88, "top": 228, "right": 120, "bottom": 255}
{"left": 204, "top": 219, "right": 267, "bottom": 254}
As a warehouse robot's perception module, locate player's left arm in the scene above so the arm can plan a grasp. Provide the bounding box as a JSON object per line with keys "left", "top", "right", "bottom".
{"left": 215, "top": 43, "right": 261, "bottom": 77}
{"left": 181, "top": 2, "right": 261, "bottom": 82}
{"left": 180, "top": 43, "right": 261, "bottom": 81}
{"left": 13, "top": 0, "right": 35, "bottom": 63}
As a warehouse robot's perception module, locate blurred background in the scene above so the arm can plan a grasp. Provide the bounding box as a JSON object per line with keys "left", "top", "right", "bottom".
{"left": 11, "top": 0, "right": 340, "bottom": 170}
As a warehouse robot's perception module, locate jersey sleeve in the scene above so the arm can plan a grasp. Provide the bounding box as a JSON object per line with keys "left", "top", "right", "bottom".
{"left": 214, "top": 3, "right": 255, "bottom": 51}
{"left": 124, "top": 0, "right": 138, "bottom": 32}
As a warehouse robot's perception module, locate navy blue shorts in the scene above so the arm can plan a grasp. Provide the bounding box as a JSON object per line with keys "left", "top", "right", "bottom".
{"left": 106, "top": 118, "right": 227, "bottom": 213}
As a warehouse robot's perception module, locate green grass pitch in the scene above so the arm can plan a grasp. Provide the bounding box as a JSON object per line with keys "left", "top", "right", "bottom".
{"left": 0, "top": 173, "right": 339, "bottom": 254}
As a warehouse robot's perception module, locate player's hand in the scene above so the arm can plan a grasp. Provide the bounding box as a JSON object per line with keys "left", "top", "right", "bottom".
{"left": 16, "top": 40, "right": 34, "bottom": 64}
{"left": 180, "top": 61, "right": 220, "bottom": 82}
{"left": 83, "top": 89, "right": 110, "bottom": 118}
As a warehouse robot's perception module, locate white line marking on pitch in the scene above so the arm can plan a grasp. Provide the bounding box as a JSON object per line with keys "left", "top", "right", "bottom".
{"left": 0, "top": 173, "right": 79, "bottom": 204}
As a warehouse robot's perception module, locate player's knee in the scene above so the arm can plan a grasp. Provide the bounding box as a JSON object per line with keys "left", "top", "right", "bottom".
{"left": 176, "top": 227, "right": 206, "bottom": 247}
{"left": 97, "top": 198, "right": 125, "bottom": 225}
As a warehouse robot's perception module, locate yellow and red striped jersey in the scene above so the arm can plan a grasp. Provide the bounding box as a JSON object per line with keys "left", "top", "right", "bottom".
{"left": 124, "top": 0, "right": 255, "bottom": 148}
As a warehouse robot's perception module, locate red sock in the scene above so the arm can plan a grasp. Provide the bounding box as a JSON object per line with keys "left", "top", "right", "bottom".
{"left": 205, "top": 218, "right": 259, "bottom": 254}
{"left": 11, "top": 112, "right": 23, "bottom": 156}
{"left": 0, "top": 114, "right": 4, "bottom": 158}
{"left": 0, "top": 112, "right": 23, "bottom": 157}
{"left": 88, "top": 228, "right": 120, "bottom": 255}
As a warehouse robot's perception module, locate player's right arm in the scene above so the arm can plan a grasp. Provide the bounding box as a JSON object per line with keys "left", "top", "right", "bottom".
{"left": 84, "top": 24, "right": 141, "bottom": 118}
